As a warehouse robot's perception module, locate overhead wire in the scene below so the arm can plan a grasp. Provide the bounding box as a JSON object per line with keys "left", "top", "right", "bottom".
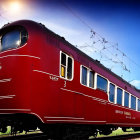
{"left": 61, "top": 0, "right": 140, "bottom": 81}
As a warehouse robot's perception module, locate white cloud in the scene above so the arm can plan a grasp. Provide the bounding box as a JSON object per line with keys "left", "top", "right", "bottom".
{"left": 41, "top": 20, "right": 89, "bottom": 46}
{"left": 45, "top": 21, "right": 80, "bottom": 36}
{"left": 130, "top": 80, "right": 140, "bottom": 89}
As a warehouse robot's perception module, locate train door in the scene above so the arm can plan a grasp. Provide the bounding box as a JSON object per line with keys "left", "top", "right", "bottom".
{"left": 59, "top": 52, "right": 75, "bottom": 117}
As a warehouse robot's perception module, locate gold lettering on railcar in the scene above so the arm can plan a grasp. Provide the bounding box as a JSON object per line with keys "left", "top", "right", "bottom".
{"left": 115, "top": 110, "right": 131, "bottom": 116}
{"left": 115, "top": 110, "right": 123, "bottom": 114}
{"left": 124, "top": 111, "right": 131, "bottom": 116}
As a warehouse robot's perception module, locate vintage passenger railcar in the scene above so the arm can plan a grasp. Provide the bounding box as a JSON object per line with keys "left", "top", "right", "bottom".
{"left": 0, "top": 20, "right": 140, "bottom": 139}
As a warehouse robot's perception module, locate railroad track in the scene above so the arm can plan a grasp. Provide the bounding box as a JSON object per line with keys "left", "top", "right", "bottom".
{"left": 92, "top": 132, "right": 140, "bottom": 140}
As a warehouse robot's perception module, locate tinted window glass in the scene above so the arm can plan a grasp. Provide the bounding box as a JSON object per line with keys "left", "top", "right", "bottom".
{"left": 109, "top": 83, "right": 115, "bottom": 103}
{"left": 1, "top": 30, "right": 20, "bottom": 51}
{"left": 20, "top": 30, "right": 28, "bottom": 46}
{"left": 61, "top": 53, "right": 66, "bottom": 66}
{"left": 97, "top": 75, "right": 107, "bottom": 92}
{"left": 124, "top": 92, "right": 129, "bottom": 107}
{"left": 117, "top": 88, "right": 122, "bottom": 105}
{"left": 131, "top": 96, "right": 136, "bottom": 110}
{"left": 82, "top": 66, "right": 87, "bottom": 86}
{"left": 138, "top": 99, "right": 140, "bottom": 111}
{"left": 67, "top": 57, "right": 72, "bottom": 79}
{"left": 89, "top": 71, "right": 94, "bottom": 88}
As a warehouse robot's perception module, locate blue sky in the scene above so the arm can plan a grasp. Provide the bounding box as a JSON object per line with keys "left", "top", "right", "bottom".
{"left": 0, "top": 0, "right": 140, "bottom": 89}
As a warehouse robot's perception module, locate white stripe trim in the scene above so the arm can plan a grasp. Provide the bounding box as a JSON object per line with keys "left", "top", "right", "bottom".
{"left": 0, "top": 95, "right": 15, "bottom": 99}
{"left": 107, "top": 123, "right": 140, "bottom": 126}
{"left": 0, "top": 113, "right": 13, "bottom": 114}
{"left": 60, "top": 88, "right": 137, "bottom": 113}
{"left": 0, "top": 43, "right": 27, "bottom": 54}
{"left": 46, "top": 120, "right": 106, "bottom": 123}
{"left": 44, "top": 116, "right": 84, "bottom": 120}
{"left": 0, "top": 55, "right": 40, "bottom": 59}
{"left": 108, "top": 102, "right": 138, "bottom": 112}
{"left": 0, "top": 109, "right": 31, "bottom": 111}
{"left": 0, "top": 78, "right": 12, "bottom": 82}
{"left": 60, "top": 88, "right": 107, "bottom": 103}
{"left": 31, "top": 112, "right": 44, "bottom": 123}
{"left": 33, "top": 70, "right": 60, "bottom": 78}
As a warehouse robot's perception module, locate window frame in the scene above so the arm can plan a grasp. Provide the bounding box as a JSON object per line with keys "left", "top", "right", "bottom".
{"left": 89, "top": 70, "right": 95, "bottom": 88}
{"left": 96, "top": 73, "right": 108, "bottom": 93}
{"left": 108, "top": 82, "right": 116, "bottom": 103}
{"left": 124, "top": 91, "right": 130, "bottom": 108}
{"left": 0, "top": 26, "right": 28, "bottom": 53}
{"left": 116, "top": 87, "right": 123, "bottom": 106}
{"left": 0, "top": 29, "right": 21, "bottom": 52}
{"left": 80, "top": 65, "right": 95, "bottom": 89}
{"left": 137, "top": 98, "right": 140, "bottom": 112}
{"left": 60, "top": 51, "right": 74, "bottom": 81}
{"left": 81, "top": 65, "right": 88, "bottom": 86}
{"left": 130, "top": 94, "right": 137, "bottom": 111}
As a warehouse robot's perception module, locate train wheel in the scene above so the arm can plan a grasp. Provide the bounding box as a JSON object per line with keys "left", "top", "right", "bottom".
{"left": 1, "top": 127, "right": 7, "bottom": 133}
{"left": 122, "top": 127, "right": 127, "bottom": 132}
{"left": 92, "top": 131, "right": 98, "bottom": 138}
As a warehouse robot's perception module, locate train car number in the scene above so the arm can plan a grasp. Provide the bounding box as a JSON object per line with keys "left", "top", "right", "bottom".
{"left": 49, "top": 76, "right": 58, "bottom": 81}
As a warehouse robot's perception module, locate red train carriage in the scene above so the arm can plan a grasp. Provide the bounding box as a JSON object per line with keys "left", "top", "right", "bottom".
{"left": 0, "top": 20, "right": 140, "bottom": 139}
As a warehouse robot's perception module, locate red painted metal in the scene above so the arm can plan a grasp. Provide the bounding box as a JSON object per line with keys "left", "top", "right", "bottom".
{"left": 0, "top": 20, "right": 139, "bottom": 128}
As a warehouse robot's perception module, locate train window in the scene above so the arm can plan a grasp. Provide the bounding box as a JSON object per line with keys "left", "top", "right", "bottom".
{"left": 97, "top": 75, "right": 107, "bottom": 92}
{"left": 1, "top": 30, "right": 20, "bottom": 51}
{"left": 131, "top": 95, "right": 136, "bottom": 110}
{"left": 61, "top": 53, "right": 66, "bottom": 66}
{"left": 138, "top": 99, "right": 140, "bottom": 111}
{"left": 20, "top": 29, "right": 28, "bottom": 46}
{"left": 81, "top": 66, "right": 95, "bottom": 88}
{"left": 81, "top": 66, "right": 87, "bottom": 86}
{"left": 89, "top": 71, "right": 94, "bottom": 88}
{"left": 117, "top": 88, "right": 122, "bottom": 105}
{"left": 124, "top": 92, "right": 129, "bottom": 108}
{"left": 67, "top": 57, "right": 72, "bottom": 79}
{"left": 61, "top": 53, "right": 66, "bottom": 78}
{"left": 0, "top": 27, "right": 28, "bottom": 52}
{"left": 109, "top": 83, "right": 115, "bottom": 103}
{"left": 60, "top": 52, "right": 73, "bottom": 80}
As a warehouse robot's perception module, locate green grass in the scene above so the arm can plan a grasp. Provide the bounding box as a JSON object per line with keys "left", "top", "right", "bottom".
{"left": 0, "top": 126, "right": 41, "bottom": 137}
{"left": 89, "top": 128, "right": 140, "bottom": 139}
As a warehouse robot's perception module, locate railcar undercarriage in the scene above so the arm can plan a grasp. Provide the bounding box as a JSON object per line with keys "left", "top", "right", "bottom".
{"left": 40, "top": 123, "right": 118, "bottom": 140}
{"left": 0, "top": 114, "right": 140, "bottom": 140}
{"left": 0, "top": 113, "right": 40, "bottom": 135}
